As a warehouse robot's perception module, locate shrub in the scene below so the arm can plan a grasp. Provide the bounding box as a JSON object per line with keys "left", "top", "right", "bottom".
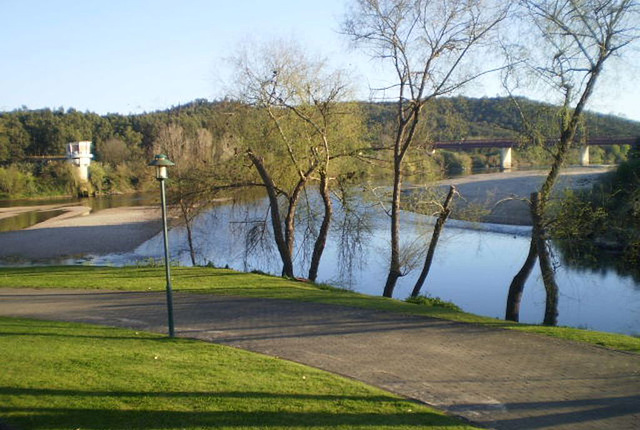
{"left": 517, "top": 145, "right": 553, "bottom": 167}
{"left": 551, "top": 157, "right": 640, "bottom": 279}
{"left": 88, "top": 162, "right": 108, "bottom": 195}
{"left": 0, "top": 164, "right": 37, "bottom": 197}
{"left": 438, "top": 150, "right": 472, "bottom": 173}
{"left": 405, "top": 294, "right": 462, "bottom": 311}
{"left": 404, "top": 152, "right": 443, "bottom": 180}
{"left": 551, "top": 190, "right": 608, "bottom": 239}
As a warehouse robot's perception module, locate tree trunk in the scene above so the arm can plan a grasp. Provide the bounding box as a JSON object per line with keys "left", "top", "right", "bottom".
{"left": 504, "top": 112, "right": 575, "bottom": 324}
{"left": 411, "top": 185, "right": 456, "bottom": 298}
{"left": 247, "top": 151, "right": 294, "bottom": 278}
{"left": 505, "top": 236, "right": 537, "bottom": 322}
{"left": 308, "top": 172, "right": 332, "bottom": 282}
{"left": 383, "top": 160, "right": 403, "bottom": 297}
{"left": 179, "top": 198, "right": 197, "bottom": 266}
{"left": 531, "top": 192, "right": 559, "bottom": 326}
{"left": 284, "top": 197, "right": 297, "bottom": 261}
{"left": 537, "top": 237, "right": 559, "bottom": 326}
{"left": 185, "top": 220, "right": 197, "bottom": 266}
{"left": 505, "top": 193, "right": 538, "bottom": 322}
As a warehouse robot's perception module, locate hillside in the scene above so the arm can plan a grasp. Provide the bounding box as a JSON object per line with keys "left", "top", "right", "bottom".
{"left": 2, "top": 97, "right": 639, "bottom": 164}
{"left": 363, "top": 96, "right": 640, "bottom": 142}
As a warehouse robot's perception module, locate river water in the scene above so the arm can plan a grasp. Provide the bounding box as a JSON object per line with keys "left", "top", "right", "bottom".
{"left": 0, "top": 193, "right": 157, "bottom": 231}
{"left": 0, "top": 193, "right": 156, "bottom": 210}
{"left": 95, "top": 193, "right": 640, "bottom": 337}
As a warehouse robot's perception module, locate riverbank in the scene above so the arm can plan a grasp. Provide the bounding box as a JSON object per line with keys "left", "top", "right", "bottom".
{"left": 434, "top": 165, "right": 613, "bottom": 225}
{"left": 0, "top": 166, "right": 612, "bottom": 261}
{"left": 0, "top": 205, "right": 162, "bottom": 261}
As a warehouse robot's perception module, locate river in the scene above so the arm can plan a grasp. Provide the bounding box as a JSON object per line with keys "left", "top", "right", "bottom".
{"left": 93, "top": 189, "right": 640, "bottom": 337}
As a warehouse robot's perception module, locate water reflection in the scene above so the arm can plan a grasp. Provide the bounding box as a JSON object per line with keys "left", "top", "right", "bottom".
{"left": 0, "top": 209, "right": 66, "bottom": 232}
{"left": 0, "top": 192, "right": 156, "bottom": 211}
{"left": 554, "top": 239, "right": 640, "bottom": 286}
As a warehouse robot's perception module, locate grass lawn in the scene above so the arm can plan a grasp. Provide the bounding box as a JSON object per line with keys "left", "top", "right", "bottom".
{"left": 0, "top": 265, "right": 638, "bottom": 354}
{"left": 0, "top": 317, "right": 478, "bottom": 430}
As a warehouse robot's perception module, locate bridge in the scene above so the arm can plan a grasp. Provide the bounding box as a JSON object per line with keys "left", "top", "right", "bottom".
{"left": 431, "top": 136, "right": 639, "bottom": 169}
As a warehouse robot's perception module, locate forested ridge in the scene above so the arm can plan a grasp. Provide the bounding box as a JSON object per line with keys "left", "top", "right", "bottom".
{"left": 363, "top": 96, "right": 640, "bottom": 141}
{"left": 1, "top": 96, "right": 639, "bottom": 198}
{"left": 3, "top": 96, "right": 639, "bottom": 162}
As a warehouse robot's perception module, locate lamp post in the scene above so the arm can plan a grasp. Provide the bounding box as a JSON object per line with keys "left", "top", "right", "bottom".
{"left": 149, "top": 154, "right": 176, "bottom": 337}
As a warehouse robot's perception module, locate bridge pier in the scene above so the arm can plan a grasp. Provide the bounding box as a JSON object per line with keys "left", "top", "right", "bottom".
{"left": 429, "top": 136, "right": 638, "bottom": 171}
{"left": 580, "top": 145, "right": 590, "bottom": 166}
{"left": 500, "top": 147, "right": 512, "bottom": 170}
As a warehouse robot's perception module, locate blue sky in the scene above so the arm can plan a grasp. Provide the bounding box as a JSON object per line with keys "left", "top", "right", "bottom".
{"left": 1, "top": 0, "right": 638, "bottom": 121}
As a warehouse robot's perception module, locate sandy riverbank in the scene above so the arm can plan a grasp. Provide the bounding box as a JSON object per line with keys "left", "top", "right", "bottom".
{"left": 0, "top": 166, "right": 612, "bottom": 261}
{"left": 0, "top": 205, "right": 162, "bottom": 261}
{"left": 433, "top": 166, "right": 612, "bottom": 225}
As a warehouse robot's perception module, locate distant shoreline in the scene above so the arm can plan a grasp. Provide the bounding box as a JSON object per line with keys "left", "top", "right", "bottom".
{"left": 0, "top": 166, "right": 612, "bottom": 261}
{"left": 433, "top": 165, "right": 613, "bottom": 225}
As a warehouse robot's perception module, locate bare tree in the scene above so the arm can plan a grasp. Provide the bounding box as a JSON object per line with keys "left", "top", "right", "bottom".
{"left": 411, "top": 185, "right": 458, "bottom": 298}
{"left": 153, "top": 123, "right": 218, "bottom": 265}
{"left": 504, "top": 0, "right": 639, "bottom": 324}
{"left": 343, "top": 0, "right": 509, "bottom": 297}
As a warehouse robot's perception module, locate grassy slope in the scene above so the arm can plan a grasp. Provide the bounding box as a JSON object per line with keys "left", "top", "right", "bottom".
{"left": 0, "top": 317, "right": 477, "bottom": 430}
{"left": 1, "top": 266, "right": 638, "bottom": 353}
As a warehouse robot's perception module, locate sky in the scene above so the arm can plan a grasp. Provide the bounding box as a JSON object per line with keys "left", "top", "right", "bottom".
{"left": 1, "top": 0, "right": 639, "bottom": 121}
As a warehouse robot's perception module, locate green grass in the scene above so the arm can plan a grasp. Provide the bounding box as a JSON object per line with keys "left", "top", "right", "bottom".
{"left": 0, "top": 265, "right": 638, "bottom": 353}
{"left": 0, "top": 317, "right": 477, "bottom": 430}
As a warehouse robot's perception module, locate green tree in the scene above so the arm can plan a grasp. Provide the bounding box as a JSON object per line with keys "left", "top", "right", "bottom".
{"left": 231, "top": 41, "right": 363, "bottom": 280}
{"left": 0, "top": 116, "right": 29, "bottom": 163}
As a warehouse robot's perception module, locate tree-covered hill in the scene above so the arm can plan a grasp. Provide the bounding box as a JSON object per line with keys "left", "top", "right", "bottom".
{"left": 363, "top": 96, "right": 640, "bottom": 142}
{"left": 2, "top": 96, "right": 639, "bottom": 164}
{"left": 1, "top": 96, "right": 639, "bottom": 198}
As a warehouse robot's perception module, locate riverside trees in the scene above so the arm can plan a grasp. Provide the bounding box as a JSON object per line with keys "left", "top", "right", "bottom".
{"left": 343, "top": 0, "right": 509, "bottom": 297}
{"left": 504, "top": 0, "right": 640, "bottom": 325}
{"left": 229, "top": 42, "right": 365, "bottom": 280}
{"left": 0, "top": 98, "right": 637, "bottom": 199}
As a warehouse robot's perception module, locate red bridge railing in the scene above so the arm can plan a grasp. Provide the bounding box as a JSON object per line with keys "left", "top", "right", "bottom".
{"left": 432, "top": 136, "right": 639, "bottom": 149}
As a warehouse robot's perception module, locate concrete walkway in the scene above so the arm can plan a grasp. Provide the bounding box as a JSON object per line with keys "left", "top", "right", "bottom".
{"left": 0, "top": 288, "right": 638, "bottom": 430}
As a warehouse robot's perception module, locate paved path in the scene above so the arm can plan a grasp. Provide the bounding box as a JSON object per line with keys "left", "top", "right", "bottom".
{"left": 1, "top": 288, "right": 638, "bottom": 430}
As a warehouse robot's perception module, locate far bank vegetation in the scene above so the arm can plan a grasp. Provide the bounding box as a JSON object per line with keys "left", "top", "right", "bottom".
{"left": 0, "top": 97, "right": 638, "bottom": 199}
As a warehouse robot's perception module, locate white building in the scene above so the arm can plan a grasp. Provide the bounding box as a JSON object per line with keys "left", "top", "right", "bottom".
{"left": 66, "top": 141, "right": 93, "bottom": 182}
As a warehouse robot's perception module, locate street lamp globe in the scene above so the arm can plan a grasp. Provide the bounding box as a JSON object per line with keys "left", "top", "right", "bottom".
{"left": 148, "top": 154, "right": 175, "bottom": 180}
